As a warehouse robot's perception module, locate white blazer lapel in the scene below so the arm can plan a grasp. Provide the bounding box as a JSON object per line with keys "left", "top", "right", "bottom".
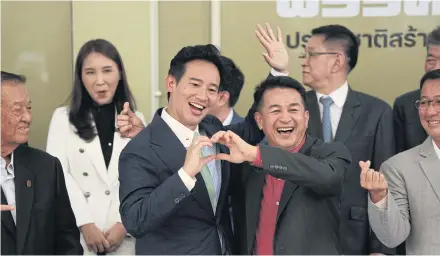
{"left": 83, "top": 107, "right": 122, "bottom": 186}
{"left": 83, "top": 134, "right": 109, "bottom": 185}
{"left": 107, "top": 132, "right": 130, "bottom": 184}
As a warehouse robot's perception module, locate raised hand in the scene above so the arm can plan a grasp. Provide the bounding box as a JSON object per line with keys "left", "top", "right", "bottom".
{"left": 255, "top": 22, "right": 289, "bottom": 73}
{"left": 210, "top": 130, "right": 257, "bottom": 164}
{"left": 359, "top": 160, "right": 388, "bottom": 203}
{"left": 183, "top": 136, "right": 216, "bottom": 177}
{"left": 117, "top": 102, "right": 145, "bottom": 138}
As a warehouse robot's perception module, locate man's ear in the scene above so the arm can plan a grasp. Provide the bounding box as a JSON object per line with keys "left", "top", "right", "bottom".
{"left": 218, "top": 91, "right": 230, "bottom": 107}
{"left": 331, "top": 53, "right": 345, "bottom": 73}
{"left": 254, "top": 111, "right": 263, "bottom": 130}
{"left": 165, "top": 74, "right": 177, "bottom": 94}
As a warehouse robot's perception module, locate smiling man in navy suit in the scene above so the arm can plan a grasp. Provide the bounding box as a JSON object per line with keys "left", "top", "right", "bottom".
{"left": 118, "top": 45, "right": 264, "bottom": 255}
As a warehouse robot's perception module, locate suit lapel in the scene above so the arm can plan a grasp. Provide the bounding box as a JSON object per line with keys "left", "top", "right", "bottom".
{"left": 419, "top": 138, "right": 440, "bottom": 202}
{"left": 334, "top": 88, "right": 361, "bottom": 144}
{"left": 276, "top": 181, "right": 298, "bottom": 223}
{"left": 1, "top": 189, "right": 16, "bottom": 239}
{"left": 305, "top": 91, "right": 323, "bottom": 138}
{"left": 107, "top": 132, "right": 129, "bottom": 184}
{"left": 150, "top": 109, "right": 213, "bottom": 216}
{"left": 83, "top": 134, "right": 108, "bottom": 185}
{"left": 13, "top": 149, "right": 34, "bottom": 255}
{"left": 276, "top": 137, "right": 313, "bottom": 221}
{"left": 245, "top": 166, "right": 265, "bottom": 253}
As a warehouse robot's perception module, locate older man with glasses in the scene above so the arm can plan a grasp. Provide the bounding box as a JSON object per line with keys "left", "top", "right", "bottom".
{"left": 362, "top": 69, "right": 440, "bottom": 255}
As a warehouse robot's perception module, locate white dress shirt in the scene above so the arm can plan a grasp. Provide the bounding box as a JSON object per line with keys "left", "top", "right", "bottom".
{"left": 161, "top": 107, "right": 198, "bottom": 191}
{"left": 222, "top": 109, "right": 234, "bottom": 126}
{"left": 315, "top": 82, "right": 349, "bottom": 139}
{"left": 1, "top": 153, "right": 16, "bottom": 223}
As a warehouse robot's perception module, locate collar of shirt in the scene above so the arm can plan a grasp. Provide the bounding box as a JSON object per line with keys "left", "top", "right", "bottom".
{"left": 161, "top": 107, "right": 200, "bottom": 148}
{"left": 316, "top": 81, "right": 349, "bottom": 108}
{"left": 222, "top": 109, "right": 234, "bottom": 126}
{"left": 1, "top": 152, "right": 15, "bottom": 181}
{"left": 432, "top": 139, "right": 440, "bottom": 159}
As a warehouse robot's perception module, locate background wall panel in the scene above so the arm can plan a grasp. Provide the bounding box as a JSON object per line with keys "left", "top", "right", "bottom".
{"left": 72, "top": 1, "right": 151, "bottom": 120}
{"left": 1, "top": 1, "right": 73, "bottom": 150}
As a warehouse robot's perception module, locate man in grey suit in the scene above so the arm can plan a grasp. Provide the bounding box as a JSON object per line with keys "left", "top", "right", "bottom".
{"left": 257, "top": 23, "right": 395, "bottom": 254}
{"left": 362, "top": 69, "right": 440, "bottom": 254}
{"left": 209, "top": 56, "right": 244, "bottom": 125}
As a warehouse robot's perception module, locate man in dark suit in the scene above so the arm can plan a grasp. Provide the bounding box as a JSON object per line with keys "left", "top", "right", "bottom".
{"left": 256, "top": 23, "right": 395, "bottom": 254}
{"left": 213, "top": 76, "right": 351, "bottom": 254}
{"left": 118, "top": 45, "right": 263, "bottom": 255}
{"left": 393, "top": 26, "right": 440, "bottom": 153}
{"left": 209, "top": 56, "right": 244, "bottom": 125}
{"left": 1, "top": 71, "right": 82, "bottom": 255}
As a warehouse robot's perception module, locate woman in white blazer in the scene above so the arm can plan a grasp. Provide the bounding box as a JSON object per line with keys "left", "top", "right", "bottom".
{"left": 46, "top": 39, "right": 146, "bottom": 255}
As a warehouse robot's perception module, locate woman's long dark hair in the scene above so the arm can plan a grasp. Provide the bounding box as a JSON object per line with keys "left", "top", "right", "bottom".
{"left": 68, "top": 39, "right": 137, "bottom": 141}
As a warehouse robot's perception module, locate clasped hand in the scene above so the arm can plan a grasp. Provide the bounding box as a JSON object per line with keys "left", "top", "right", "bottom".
{"left": 183, "top": 131, "right": 257, "bottom": 177}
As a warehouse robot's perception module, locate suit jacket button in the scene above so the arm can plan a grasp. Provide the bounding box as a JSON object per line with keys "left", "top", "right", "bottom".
{"left": 283, "top": 167, "right": 287, "bottom": 171}
{"left": 174, "top": 198, "right": 180, "bottom": 204}
{"left": 79, "top": 148, "right": 85, "bottom": 153}
{"left": 84, "top": 192, "right": 91, "bottom": 198}
{"left": 270, "top": 165, "right": 274, "bottom": 169}
{"left": 276, "top": 246, "right": 284, "bottom": 253}
{"left": 83, "top": 172, "right": 88, "bottom": 176}
{"left": 105, "top": 190, "right": 111, "bottom": 195}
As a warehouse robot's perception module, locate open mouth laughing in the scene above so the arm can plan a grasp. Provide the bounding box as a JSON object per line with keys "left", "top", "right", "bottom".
{"left": 277, "top": 127, "right": 294, "bottom": 135}
{"left": 189, "top": 102, "right": 206, "bottom": 115}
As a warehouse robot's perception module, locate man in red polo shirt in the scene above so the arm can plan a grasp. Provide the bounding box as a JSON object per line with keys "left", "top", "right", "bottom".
{"left": 212, "top": 76, "right": 351, "bottom": 254}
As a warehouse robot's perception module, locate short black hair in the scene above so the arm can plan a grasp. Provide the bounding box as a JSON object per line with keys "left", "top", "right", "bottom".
{"left": 254, "top": 76, "right": 307, "bottom": 110}
{"left": 427, "top": 26, "right": 440, "bottom": 48}
{"left": 311, "top": 25, "right": 359, "bottom": 72}
{"left": 420, "top": 69, "right": 440, "bottom": 89}
{"left": 1, "top": 71, "right": 26, "bottom": 84}
{"left": 219, "top": 56, "right": 244, "bottom": 107}
{"left": 167, "top": 44, "right": 224, "bottom": 101}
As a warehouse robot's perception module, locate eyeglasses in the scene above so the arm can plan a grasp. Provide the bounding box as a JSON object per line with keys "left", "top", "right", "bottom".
{"left": 414, "top": 98, "right": 440, "bottom": 111}
{"left": 298, "top": 51, "right": 339, "bottom": 60}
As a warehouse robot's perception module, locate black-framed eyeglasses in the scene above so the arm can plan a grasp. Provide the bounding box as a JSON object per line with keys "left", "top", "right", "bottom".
{"left": 414, "top": 98, "right": 440, "bottom": 111}
{"left": 298, "top": 51, "right": 339, "bottom": 59}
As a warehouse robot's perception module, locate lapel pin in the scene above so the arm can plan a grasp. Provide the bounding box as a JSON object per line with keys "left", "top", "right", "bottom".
{"left": 26, "top": 180, "right": 32, "bottom": 188}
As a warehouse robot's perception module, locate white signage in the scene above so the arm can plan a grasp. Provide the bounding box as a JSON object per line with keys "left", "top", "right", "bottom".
{"left": 277, "top": 0, "right": 440, "bottom": 18}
